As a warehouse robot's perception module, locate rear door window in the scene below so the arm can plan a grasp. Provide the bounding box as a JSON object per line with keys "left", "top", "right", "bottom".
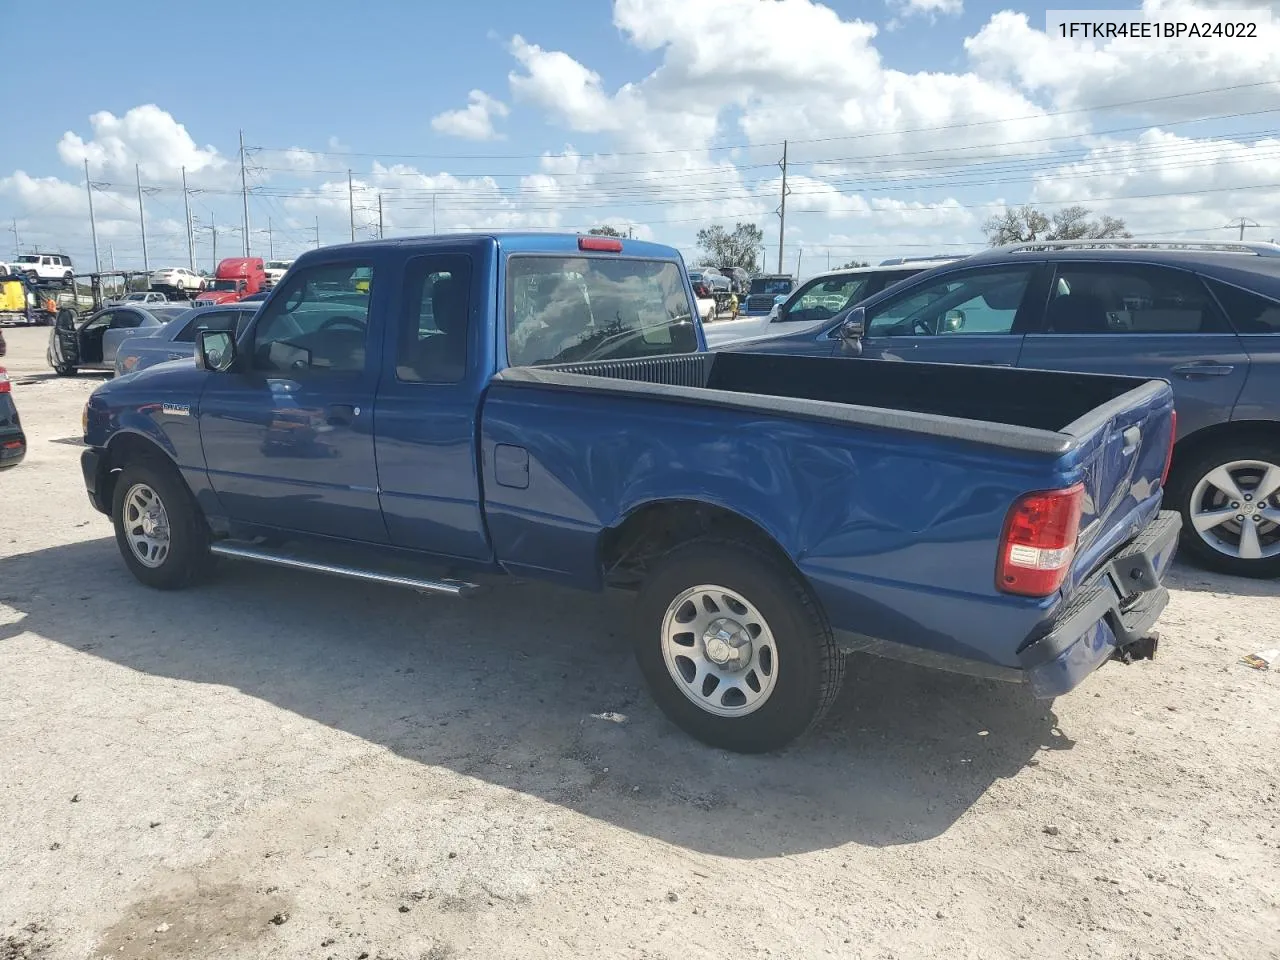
{"left": 1042, "top": 264, "right": 1228, "bottom": 334}
{"left": 506, "top": 256, "right": 696, "bottom": 366}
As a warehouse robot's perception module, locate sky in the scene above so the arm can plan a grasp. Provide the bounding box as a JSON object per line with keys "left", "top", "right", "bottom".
{"left": 0, "top": 0, "right": 1277, "bottom": 277}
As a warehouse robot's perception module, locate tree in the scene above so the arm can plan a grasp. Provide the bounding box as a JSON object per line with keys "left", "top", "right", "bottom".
{"left": 588, "top": 225, "right": 624, "bottom": 237}
{"left": 982, "top": 204, "right": 1131, "bottom": 246}
{"left": 695, "top": 222, "right": 764, "bottom": 272}
{"left": 839, "top": 260, "right": 869, "bottom": 269}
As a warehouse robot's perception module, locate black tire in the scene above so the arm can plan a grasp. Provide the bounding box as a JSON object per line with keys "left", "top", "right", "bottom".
{"left": 62, "top": 271, "right": 73, "bottom": 285}
{"left": 111, "top": 458, "right": 212, "bottom": 589}
{"left": 634, "top": 537, "right": 844, "bottom": 753}
{"left": 53, "top": 364, "right": 76, "bottom": 376}
{"left": 1169, "top": 437, "right": 1280, "bottom": 578}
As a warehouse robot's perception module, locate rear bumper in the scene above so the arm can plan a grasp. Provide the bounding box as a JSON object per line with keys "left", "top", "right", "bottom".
{"left": 1017, "top": 510, "right": 1181, "bottom": 698}
{"left": 81, "top": 446, "right": 111, "bottom": 514}
{"left": 0, "top": 432, "right": 25, "bottom": 467}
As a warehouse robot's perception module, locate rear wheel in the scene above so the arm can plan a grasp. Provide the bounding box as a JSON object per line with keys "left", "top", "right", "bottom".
{"left": 1171, "top": 438, "right": 1280, "bottom": 578}
{"left": 111, "top": 459, "right": 213, "bottom": 589}
{"left": 175, "top": 279, "right": 185, "bottom": 292}
{"left": 53, "top": 364, "right": 75, "bottom": 376}
{"left": 634, "top": 537, "right": 844, "bottom": 753}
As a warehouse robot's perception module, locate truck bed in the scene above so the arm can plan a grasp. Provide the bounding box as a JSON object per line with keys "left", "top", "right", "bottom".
{"left": 497, "top": 351, "right": 1163, "bottom": 457}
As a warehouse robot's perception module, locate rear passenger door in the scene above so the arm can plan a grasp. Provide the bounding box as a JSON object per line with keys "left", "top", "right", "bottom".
{"left": 1017, "top": 262, "right": 1249, "bottom": 439}
{"left": 859, "top": 264, "right": 1039, "bottom": 366}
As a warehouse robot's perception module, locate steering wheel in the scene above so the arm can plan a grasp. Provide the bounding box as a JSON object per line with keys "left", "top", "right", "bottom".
{"left": 911, "top": 317, "right": 934, "bottom": 336}
{"left": 318, "top": 316, "right": 366, "bottom": 332}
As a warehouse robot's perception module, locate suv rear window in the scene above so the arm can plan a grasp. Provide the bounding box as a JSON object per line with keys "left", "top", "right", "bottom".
{"left": 1205, "top": 279, "right": 1280, "bottom": 333}
{"left": 506, "top": 257, "right": 696, "bottom": 366}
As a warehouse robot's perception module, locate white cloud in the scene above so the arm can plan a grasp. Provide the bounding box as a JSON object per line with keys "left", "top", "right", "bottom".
{"left": 508, "top": 36, "right": 628, "bottom": 134}
{"left": 55, "top": 104, "right": 225, "bottom": 183}
{"left": 889, "top": 0, "right": 963, "bottom": 18}
{"left": 430, "top": 90, "right": 510, "bottom": 141}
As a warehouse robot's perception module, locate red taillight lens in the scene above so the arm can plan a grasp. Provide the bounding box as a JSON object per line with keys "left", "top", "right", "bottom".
{"left": 578, "top": 236, "right": 623, "bottom": 252}
{"left": 0, "top": 368, "right": 10, "bottom": 394}
{"left": 997, "top": 483, "right": 1084, "bottom": 597}
{"left": 1161, "top": 410, "right": 1177, "bottom": 489}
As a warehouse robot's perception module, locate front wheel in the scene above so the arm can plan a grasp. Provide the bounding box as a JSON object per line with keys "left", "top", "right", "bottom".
{"left": 1170, "top": 438, "right": 1280, "bottom": 578}
{"left": 53, "top": 364, "right": 76, "bottom": 376}
{"left": 175, "top": 280, "right": 185, "bottom": 291}
{"left": 111, "top": 460, "right": 212, "bottom": 589}
{"left": 634, "top": 537, "right": 845, "bottom": 753}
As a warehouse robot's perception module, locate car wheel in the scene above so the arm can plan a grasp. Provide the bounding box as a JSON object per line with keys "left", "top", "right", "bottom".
{"left": 53, "top": 364, "right": 76, "bottom": 376}
{"left": 1170, "top": 438, "right": 1280, "bottom": 578}
{"left": 111, "top": 459, "right": 213, "bottom": 589}
{"left": 62, "top": 271, "right": 73, "bottom": 284}
{"left": 634, "top": 537, "right": 845, "bottom": 753}
{"left": 176, "top": 279, "right": 185, "bottom": 291}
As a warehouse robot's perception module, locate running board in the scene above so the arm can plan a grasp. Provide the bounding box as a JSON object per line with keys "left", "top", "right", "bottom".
{"left": 208, "top": 542, "right": 480, "bottom": 597}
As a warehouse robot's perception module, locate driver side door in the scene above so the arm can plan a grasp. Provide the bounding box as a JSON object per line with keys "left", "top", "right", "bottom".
{"left": 198, "top": 256, "right": 388, "bottom": 543}
{"left": 857, "top": 265, "right": 1043, "bottom": 367}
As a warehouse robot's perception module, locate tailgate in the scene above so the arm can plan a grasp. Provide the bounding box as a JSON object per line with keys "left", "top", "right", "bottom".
{"left": 1063, "top": 380, "right": 1176, "bottom": 589}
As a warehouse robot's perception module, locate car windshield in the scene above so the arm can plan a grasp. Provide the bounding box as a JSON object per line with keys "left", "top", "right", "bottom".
{"left": 209, "top": 279, "right": 240, "bottom": 291}
{"left": 266, "top": 261, "right": 290, "bottom": 270}
{"left": 780, "top": 274, "right": 872, "bottom": 323}
{"left": 506, "top": 256, "right": 697, "bottom": 366}
{"left": 749, "top": 278, "right": 792, "bottom": 295}
{"left": 16, "top": 255, "right": 38, "bottom": 264}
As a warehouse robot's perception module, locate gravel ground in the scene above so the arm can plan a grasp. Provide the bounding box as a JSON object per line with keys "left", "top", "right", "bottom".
{"left": 1, "top": 324, "right": 1278, "bottom": 960}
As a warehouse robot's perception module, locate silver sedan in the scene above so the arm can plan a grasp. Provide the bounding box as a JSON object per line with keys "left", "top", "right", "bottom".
{"left": 114, "top": 303, "right": 259, "bottom": 376}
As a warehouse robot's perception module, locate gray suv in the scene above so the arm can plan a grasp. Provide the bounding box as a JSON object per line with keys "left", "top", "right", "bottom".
{"left": 730, "top": 240, "right": 1280, "bottom": 578}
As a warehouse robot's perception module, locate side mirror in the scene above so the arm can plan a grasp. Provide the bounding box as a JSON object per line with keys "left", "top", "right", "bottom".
{"left": 835, "top": 307, "right": 865, "bottom": 355}
{"left": 197, "top": 329, "right": 236, "bottom": 372}
{"left": 942, "top": 309, "right": 966, "bottom": 333}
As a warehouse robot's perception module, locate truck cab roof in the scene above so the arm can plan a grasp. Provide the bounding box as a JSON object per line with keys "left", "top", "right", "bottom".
{"left": 297, "top": 232, "right": 684, "bottom": 262}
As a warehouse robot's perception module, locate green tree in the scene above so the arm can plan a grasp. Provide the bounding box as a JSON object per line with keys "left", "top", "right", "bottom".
{"left": 695, "top": 223, "right": 764, "bottom": 272}
{"left": 983, "top": 204, "right": 1131, "bottom": 246}
{"left": 588, "top": 225, "right": 624, "bottom": 237}
{"left": 839, "top": 259, "right": 869, "bottom": 269}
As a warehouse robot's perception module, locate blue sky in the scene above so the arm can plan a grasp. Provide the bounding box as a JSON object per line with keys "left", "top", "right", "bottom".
{"left": 2, "top": 0, "right": 1277, "bottom": 275}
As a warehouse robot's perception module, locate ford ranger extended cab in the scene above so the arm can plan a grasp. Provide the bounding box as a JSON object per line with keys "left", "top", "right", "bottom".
{"left": 80, "top": 233, "right": 1180, "bottom": 752}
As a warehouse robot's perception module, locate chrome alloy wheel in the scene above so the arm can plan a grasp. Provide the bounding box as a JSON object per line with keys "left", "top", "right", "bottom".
{"left": 1189, "top": 459, "right": 1280, "bottom": 561}
{"left": 123, "top": 482, "right": 171, "bottom": 568}
{"left": 660, "top": 584, "right": 779, "bottom": 717}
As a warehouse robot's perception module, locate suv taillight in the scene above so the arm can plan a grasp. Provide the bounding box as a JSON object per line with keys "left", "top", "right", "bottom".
{"left": 997, "top": 483, "right": 1084, "bottom": 597}
{"left": 1161, "top": 410, "right": 1177, "bottom": 488}
{"left": 0, "top": 368, "right": 10, "bottom": 393}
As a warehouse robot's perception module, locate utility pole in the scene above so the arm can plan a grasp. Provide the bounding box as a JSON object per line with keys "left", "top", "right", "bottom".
{"left": 266, "top": 217, "right": 274, "bottom": 259}
{"left": 378, "top": 193, "right": 384, "bottom": 239}
{"left": 776, "top": 139, "right": 789, "bottom": 275}
{"left": 1226, "top": 217, "right": 1260, "bottom": 241}
{"left": 135, "top": 164, "right": 150, "bottom": 274}
{"left": 109, "top": 245, "right": 116, "bottom": 273}
{"left": 432, "top": 193, "right": 437, "bottom": 233}
{"left": 239, "top": 129, "right": 251, "bottom": 256}
{"left": 314, "top": 216, "right": 320, "bottom": 249}
{"left": 181, "top": 166, "right": 195, "bottom": 271}
{"left": 827, "top": 250, "right": 831, "bottom": 271}
{"left": 84, "top": 158, "right": 101, "bottom": 273}
{"left": 796, "top": 246, "right": 803, "bottom": 280}
{"left": 348, "top": 170, "right": 356, "bottom": 242}
{"left": 9, "top": 218, "right": 19, "bottom": 258}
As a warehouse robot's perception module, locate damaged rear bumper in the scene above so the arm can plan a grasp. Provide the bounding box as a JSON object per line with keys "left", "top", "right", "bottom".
{"left": 1018, "top": 510, "right": 1181, "bottom": 699}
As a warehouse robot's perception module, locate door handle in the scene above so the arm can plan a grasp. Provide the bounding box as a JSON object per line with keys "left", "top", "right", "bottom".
{"left": 1172, "top": 362, "right": 1234, "bottom": 378}
{"left": 326, "top": 403, "right": 359, "bottom": 426}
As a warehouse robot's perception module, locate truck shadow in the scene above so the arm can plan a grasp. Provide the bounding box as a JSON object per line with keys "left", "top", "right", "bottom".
{"left": 0, "top": 538, "right": 1069, "bottom": 858}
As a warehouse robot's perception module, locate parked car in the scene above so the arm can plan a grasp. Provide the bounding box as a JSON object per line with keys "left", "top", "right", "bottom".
{"left": 80, "top": 232, "right": 1178, "bottom": 752}
{"left": 706, "top": 258, "right": 960, "bottom": 347}
{"left": 149, "top": 267, "right": 206, "bottom": 294}
{"left": 13, "top": 252, "right": 74, "bottom": 284}
{"left": 0, "top": 365, "right": 25, "bottom": 468}
{"left": 114, "top": 291, "right": 170, "bottom": 305}
{"left": 263, "top": 259, "right": 294, "bottom": 287}
{"left": 735, "top": 239, "right": 1280, "bottom": 577}
{"left": 47, "top": 303, "right": 190, "bottom": 376}
{"left": 115, "top": 304, "right": 260, "bottom": 376}
{"left": 238, "top": 290, "right": 271, "bottom": 303}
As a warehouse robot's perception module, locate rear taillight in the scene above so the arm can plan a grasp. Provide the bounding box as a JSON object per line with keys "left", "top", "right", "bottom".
{"left": 997, "top": 483, "right": 1084, "bottom": 597}
{"left": 0, "top": 368, "right": 10, "bottom": 393}
{"left": 1161, "top": 410, "right": 1177, "bottom": 489}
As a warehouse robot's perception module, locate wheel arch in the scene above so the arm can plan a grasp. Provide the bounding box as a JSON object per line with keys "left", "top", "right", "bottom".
{"left": 599, "top": 498, "right": 802, "bottom": 590}
{"left": 98, "top": 430, "right": 181, "bottom": 510}
{"left": 1170, "top": 419, "right": 1280, "bottom": 486}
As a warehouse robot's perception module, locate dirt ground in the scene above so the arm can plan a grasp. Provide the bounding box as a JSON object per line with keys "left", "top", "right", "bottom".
{"left": 1, "top": 324, "right": 1277, "bottom": 960}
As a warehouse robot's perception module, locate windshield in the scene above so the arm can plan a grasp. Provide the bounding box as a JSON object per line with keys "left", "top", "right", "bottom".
{"left": 210, "top": 279, "right": 241, "bottom": 291}
{"left": 506, "top": 256, "right": 696, "bottom": 367}
{"left": 17, "top": 255, "right": 38, "bottom": 264}
{"left": 266, "top": 261, "right": 290, "bottom": 270}
{"left": 749, "top": 278, "right": 792, "bottom": 295}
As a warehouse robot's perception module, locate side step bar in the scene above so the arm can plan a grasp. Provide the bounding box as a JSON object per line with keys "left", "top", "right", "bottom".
{"left": 209, "top": 542, "right": 481, "bottom": 597}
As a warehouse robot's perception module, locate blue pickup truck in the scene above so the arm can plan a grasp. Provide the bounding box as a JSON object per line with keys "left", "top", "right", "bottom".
{"left": 80, "top": 233, "right": 1180, "bottom": 752}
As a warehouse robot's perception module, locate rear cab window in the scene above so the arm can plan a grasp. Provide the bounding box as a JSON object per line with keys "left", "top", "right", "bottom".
{"left": 505, "top": 256, "right": 696, "bottom": 367}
